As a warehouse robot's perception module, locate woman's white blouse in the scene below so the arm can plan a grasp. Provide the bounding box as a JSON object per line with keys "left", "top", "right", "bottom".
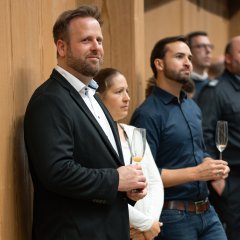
{"left": 120, "top": 124, "right": 164, "bottom": 231}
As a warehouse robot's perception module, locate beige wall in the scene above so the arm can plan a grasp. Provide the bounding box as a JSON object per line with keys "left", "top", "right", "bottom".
{"left": 0, "top": 0, "right": 239, "bottom": 239}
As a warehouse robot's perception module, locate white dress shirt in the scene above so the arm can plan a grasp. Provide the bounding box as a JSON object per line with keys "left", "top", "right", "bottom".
{"left": 55, "top": 65, "right": 118, "bottom": 155}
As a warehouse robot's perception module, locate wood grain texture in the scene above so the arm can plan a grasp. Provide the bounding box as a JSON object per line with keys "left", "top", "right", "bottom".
{"left": 0, "top": 1, "right": 239, "bottom": 239}
{"left": 0, "top": 1, "right": 77, "bottom": 239}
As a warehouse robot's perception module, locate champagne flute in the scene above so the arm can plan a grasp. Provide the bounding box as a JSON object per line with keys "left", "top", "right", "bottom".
{"left": 131, "top": 128, "right": 146, "bottom": 164}
{"left": 131, "top": 128, "right": 146, "bottom": 193}
{"left": 215, "top": 121, "right": 228, "bottom": 160}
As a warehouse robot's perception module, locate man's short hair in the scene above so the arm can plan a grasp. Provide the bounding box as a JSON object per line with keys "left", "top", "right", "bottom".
{"left": 186, "top": 31, "right": 208, "bottom": 48}
{"left": 53, "top": 5, "right": 102, "bottom": 44}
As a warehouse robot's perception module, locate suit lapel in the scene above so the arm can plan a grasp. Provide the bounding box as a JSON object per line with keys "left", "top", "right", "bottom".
{"left": 95, "top": 95, "right": 124, "bottom": 164}
{"left": 51, "top": 70, "right": 124, "bottom": 165}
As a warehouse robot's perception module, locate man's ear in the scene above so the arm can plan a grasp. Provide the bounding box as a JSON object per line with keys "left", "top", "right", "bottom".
{"left": 56, "top": 39, "right": 67, "bottom": 57}
{"left": 225, "top": 53, "right": 231, "bottom": 65}
{"left": 154, "top": 58, "right": 164, "bottom": 71}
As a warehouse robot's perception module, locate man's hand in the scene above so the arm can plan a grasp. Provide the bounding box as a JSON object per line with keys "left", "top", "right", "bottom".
{"left": 196, "top": 157, "right": 230, "bottom": 181}
{"left": 117, "top": 164, "right": 147, "bottom": 192}
{"left": 127, "top": 186, "right": 147, "bottom": 201}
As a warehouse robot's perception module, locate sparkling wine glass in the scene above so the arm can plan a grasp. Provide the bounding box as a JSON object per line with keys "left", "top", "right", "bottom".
{"left": 131, "top": 128, "right": 146, "bottom": 164}
{"left": 215, "top": 121, "right": 228, "bottom": 160}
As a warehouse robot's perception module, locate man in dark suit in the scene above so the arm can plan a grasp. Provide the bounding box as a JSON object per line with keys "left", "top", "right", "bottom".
{"left": 200, "top": 36, "right": 240, "bottom": 240}
{"left": 24, "top": 5, "right": 147, "bottom": 240}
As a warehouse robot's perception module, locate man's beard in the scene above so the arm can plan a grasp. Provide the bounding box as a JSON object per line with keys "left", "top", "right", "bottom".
{"left": 66, "top": 48, "right": 103, "bottom": 77}
{"left": 164, "top": 67, "right": 190, "bottom": 84}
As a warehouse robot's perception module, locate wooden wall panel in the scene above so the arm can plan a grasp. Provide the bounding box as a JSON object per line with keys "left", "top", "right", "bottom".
{"left": 182, "top": 0, "right": 229, "bottom": 57}
{"left": 0, "top": 1, "right": 239, "bottom": 239}
{"left": 229, "top": 12, "right": 240, "bottom": 37}
{"left": 0, "top": 1, "right": 77, "bottom": 239}
{"left": 101, "top": 0, "right": 145, "bottom": 122}
{"left": 229, "top": 0, "right": 240, "bottom": 37}
{"left": 10, "top": 1, "right": 44, "bottom": 238}
{"left": 0, "top": 0, "right": 15, "bottom": 239}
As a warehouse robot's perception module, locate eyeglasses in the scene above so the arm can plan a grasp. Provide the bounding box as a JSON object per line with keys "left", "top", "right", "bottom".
{"left": 191, "top": 44, "right": 214, "bottom": 50}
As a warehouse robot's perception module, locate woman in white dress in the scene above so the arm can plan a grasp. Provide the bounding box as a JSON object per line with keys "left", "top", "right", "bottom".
{"left": 95, "top": 68, "right": 164, "bottom": 240}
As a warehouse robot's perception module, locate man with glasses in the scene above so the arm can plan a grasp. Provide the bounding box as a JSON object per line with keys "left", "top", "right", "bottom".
{"left": 186, "top": 31, "right": 214, "bottom": 102}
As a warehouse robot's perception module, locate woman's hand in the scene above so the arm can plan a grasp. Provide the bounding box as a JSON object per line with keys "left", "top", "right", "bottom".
{"left": 130, "top": 226, "right": 145, "bottom": 240}
{"left": 130, "top": 221, "right": 163, "bottom": 240}
{"left": 143, "top": 221, "right": 162, "bottom": 240}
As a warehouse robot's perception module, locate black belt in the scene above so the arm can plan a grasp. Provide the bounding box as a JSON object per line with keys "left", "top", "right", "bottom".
{"left": 163, "top": 199, "right": 210, "bottom": 214}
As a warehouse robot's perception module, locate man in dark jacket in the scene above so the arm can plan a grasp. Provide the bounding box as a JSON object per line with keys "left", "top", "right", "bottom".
{"left": 200, "top": 36, "right": 240, "bottom": 240}
{"left": 24, "top": 5, "right": 147, "bottom": 240}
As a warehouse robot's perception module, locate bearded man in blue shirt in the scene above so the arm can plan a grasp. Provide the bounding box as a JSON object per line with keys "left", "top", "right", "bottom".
{"left": 130, "top": 36, "right": 229, "bottom": 240}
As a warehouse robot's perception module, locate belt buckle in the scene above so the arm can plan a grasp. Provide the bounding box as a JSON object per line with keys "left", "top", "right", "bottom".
{"left": 195, "top": 200, "right": 205, "bottom": 214}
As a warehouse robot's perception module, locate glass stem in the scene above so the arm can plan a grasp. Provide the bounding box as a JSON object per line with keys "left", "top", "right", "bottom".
{"left": 219, "top": 151, "right": 222, "bottom": 160}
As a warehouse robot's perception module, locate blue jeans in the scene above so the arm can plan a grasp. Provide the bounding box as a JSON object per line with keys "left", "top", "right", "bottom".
{"left": 156, "top": 205, "right": 227, "bottom": 240}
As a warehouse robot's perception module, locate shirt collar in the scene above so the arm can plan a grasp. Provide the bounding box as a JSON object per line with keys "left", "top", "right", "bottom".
{"left": 152, "top": 86, "right": 187, "bottom": 104}
{"left": 55, "top": 65, "right": 98, "bottom": 94}
{"left": 191, "top": 71, "right": 208, "bottom": 80}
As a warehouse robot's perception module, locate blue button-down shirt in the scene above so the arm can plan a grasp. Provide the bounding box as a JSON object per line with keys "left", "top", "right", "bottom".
{"left": 131, "top": 86, "right": 209, "bottom": 201}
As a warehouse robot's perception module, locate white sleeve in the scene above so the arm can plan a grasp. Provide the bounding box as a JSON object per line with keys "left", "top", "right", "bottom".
{"left": 136, "top": 142, "right": 164, "bottom": 220}
{"left": 128, "top": 204, "right": 154, "bottom": 231}
{"left": 122, "top": 125, "right": 164, "bottom": 231}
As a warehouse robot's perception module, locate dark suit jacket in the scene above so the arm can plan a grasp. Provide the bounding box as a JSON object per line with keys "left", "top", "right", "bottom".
{"left": 24, "top": 69, "right": 130, "bottom": 240}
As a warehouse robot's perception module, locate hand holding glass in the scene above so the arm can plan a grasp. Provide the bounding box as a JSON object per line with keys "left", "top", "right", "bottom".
{"left": 215, "top": 121, "right": 228, "bottom": 160}
{"left": 131, "top": 128, "right": 146, "bottom": 164}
